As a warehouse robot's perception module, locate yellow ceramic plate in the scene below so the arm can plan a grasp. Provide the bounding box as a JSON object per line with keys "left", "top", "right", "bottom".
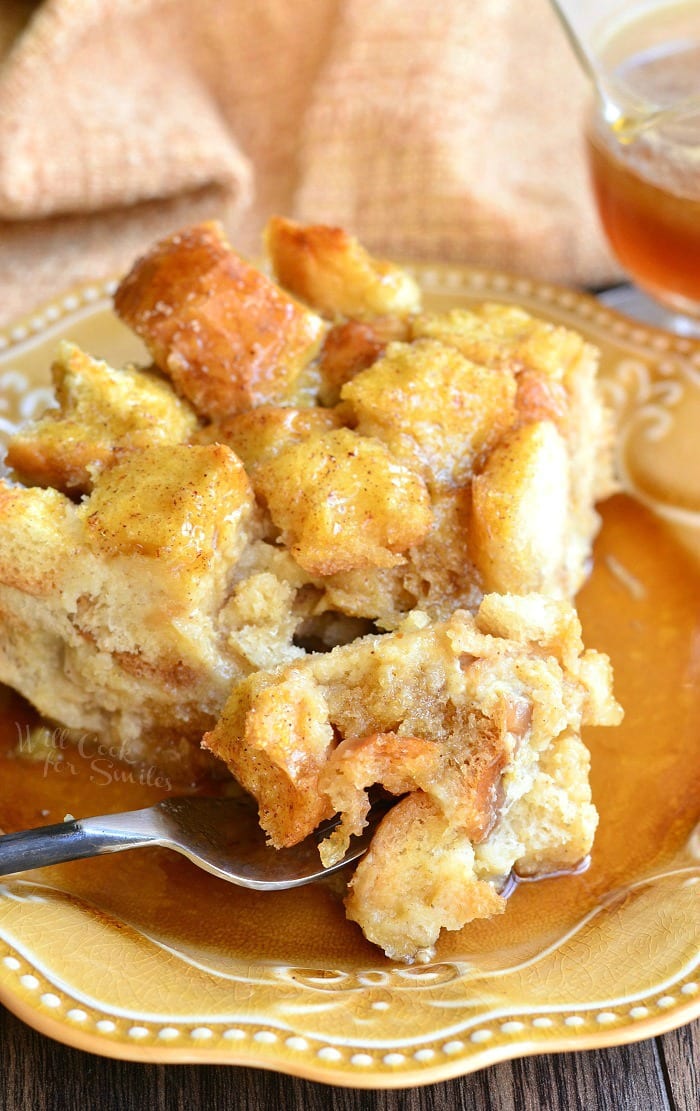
{"left": 0, "top": 266, "right": 698, "bottom": 1089}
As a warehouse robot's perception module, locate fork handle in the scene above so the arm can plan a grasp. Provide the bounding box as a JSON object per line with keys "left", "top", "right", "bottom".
{"left": 0, "top": 817, "right": 156, "bottom": 876}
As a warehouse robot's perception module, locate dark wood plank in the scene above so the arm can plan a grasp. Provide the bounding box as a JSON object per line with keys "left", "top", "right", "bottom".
{"left": 493, "top": 1041, "right": 669, "bottom": 1111}
{"left": 656, "top": 1021, "right": 700, "bottom": 1111}
{"left": 1, "top": 1004, "right": 694, "bottom": 1111}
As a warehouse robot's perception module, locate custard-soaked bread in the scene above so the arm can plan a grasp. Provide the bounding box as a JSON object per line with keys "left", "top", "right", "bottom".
{"left": 317, "top": 317, "right": 410, "bottom": 406}
{"left": 345, "top": 792, "right": 507, "bottom": 962}
{"left": 0, "top": 219, "right": 622, "bottom": 957}
{"left": 470, "top": 421, "right": 572, "bottom": 595}
{"left": 196, "top": 405, "right": 344, "bottom": 477}
{"left": 6, "top": 341, "right": 198, "bottom": 495}
{"left": 204, "top": 596, "right": 621, "bottom": 944}
{"left": 312, "top": 299, "right": 615, "bottom": 624}
{"left": 342, "top": 338, "right": 517, "bottom": 488}
{"left": 204, "top": 596, "right": 620, "bottom": 848}
{"left": 254, "top": 428, "right": 434, "bottom": 576}
{"left": 114, "top": 222, "right": 326, "bottom": 419}
{"left": 205, "top": 595, "right": 621, "bottom": 958}
{"left": 346, "top": 728, "right": 600, "bottom": 961}
{"left": 412, "top": 304, "right": 616, "bottom": 586}
{"left": 0, "top": 444, "right": 261, "bottom": 766}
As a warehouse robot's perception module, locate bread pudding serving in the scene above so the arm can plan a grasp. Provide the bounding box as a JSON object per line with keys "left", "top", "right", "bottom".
{"left": 0, "top": 219, "right": 622, "bottom": 961}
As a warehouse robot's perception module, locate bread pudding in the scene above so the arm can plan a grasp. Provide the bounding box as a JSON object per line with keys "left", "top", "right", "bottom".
{"left": 0, "top": 218, "right": 622, "bottom": 960}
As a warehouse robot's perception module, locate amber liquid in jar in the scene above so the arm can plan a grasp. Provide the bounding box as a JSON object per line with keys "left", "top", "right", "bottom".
{"left": 586, "top": 4, "right": 700, "bottom": 315}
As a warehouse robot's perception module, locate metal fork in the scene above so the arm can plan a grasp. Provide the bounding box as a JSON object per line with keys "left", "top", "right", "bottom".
{"left": 0, "top": 796, "right": 378, "bottom": 890}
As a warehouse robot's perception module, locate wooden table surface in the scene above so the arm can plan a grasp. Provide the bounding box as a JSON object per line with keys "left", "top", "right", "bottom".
{"left": 2, "top": 1006, "right": 697, "bottom": 1110}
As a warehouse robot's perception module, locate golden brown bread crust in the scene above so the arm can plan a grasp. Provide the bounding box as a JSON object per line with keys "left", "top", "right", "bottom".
{"left": 317, "top": 320, "right": 389, "bottom": 406}
{"left": 254, "top": 428, "right": 434, "bottom": 576}
{"left": 197, "top": 405, "right": 344, "bottom": 477}
{"left": 212, "top": 669, "right": 336, "bottom": 845}
{"left": 113, "top": 222, "right": 326, "bottom": 419}
{"left": 411, "top": 304, "right": 591, "bottom": 382}
{"left": 317, "top": 316, "right": 411, "bottom": 406}
{"left": 470, "top": 421, "right": 571, "bottom": 595}
{"left": 6, "top": 342, "right": 198, "bottom": 495}
{"left": 341, "top": 338, "right": 518, "bottom": 488}
{"left": 317, "top": 732, "right": 441, "bottom": 865}
{"left": 82, "top": 442, "right": 253, "bottom": 563}
{"left": 0, "top": 444, "right": 260, "bottom": 767}
{"left": 265, "top": 216, "right": 422, "bottom": 320}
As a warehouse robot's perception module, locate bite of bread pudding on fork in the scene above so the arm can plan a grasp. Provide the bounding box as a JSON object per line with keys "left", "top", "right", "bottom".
{"left": 0, "top": 218, "right": 622, "bottom": 961}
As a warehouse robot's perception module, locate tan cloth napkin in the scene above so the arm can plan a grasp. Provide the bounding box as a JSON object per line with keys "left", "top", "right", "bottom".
{"left": 0, "top": 0, "right": 619, "bottom": 325}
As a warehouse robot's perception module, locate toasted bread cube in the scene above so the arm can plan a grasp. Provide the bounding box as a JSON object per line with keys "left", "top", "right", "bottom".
{"left": 265, "top": 217, "right": 421, "bottom": 320}
{"left": 113, "top": 222, "right": 326, "bottom": 419}
{"left": 83, "top": 443, "right": 255, "bottom": 602}
{"left": 6, "top": 342, "right": 198, "bottom": 495}
{"left": 471, "top": 422, "right": 570, "bottom": 596}
{"left": 475, "top": 591, "right": 583, "bottom": 666}
{"left": 342, "top": 340, "right": 517, "bottom": 487}
{"left": 254, "top": 428, "right": 433, "bottom": 576}
{"left": 412, "top": 305, "right": 591, "bottom": 383}
{"left": 202, "top": 670, "right": 335, "bottom": 846}
{"left": 199, "top": 405, "right": 343, "bottom": 475}
{"left": 319, "top": 486, "right": 483, "bottom": 631}
{"left": 0, "top": 483, "right": 80, "bottom": 596}
{"left": 345, "top": 792, "right": 506, "bottom": 962}
{"left": 318, "top": 319, "right": 400, "bottom": 406}
{"left": 0, "top": 445, "right": 259, "bottom": 757}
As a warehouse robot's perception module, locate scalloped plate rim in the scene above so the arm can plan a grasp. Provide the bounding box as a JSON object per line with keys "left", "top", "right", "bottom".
{"left": 1, "top": 977, "right": 699, "bottom": 1090}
